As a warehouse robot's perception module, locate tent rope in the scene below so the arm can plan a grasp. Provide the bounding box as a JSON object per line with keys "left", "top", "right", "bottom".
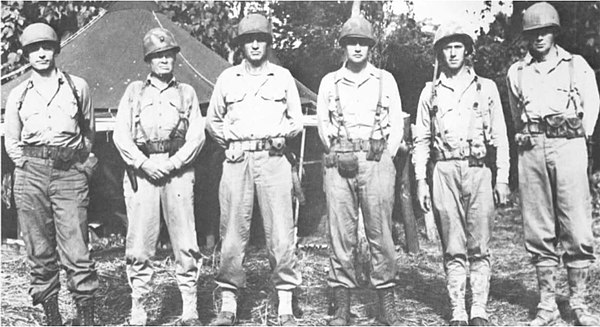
{"left": 152, "top": 11, "right": 215, "bottom": 88}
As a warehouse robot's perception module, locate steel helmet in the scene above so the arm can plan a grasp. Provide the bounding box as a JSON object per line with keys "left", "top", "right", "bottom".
{"left": 433, "top": 21, "right": 474, "bottom": 54}
{"left": 522, "top": 2, "right": 560, "bottom": 32}
{"left": 234, "top": 13, "right": 272, "bottom": 45}
{"left": 339, "top": 16, "right": 375, "bottom": 46}
{"left": 143, "top": 28, "right": 180, "bottom": 61}
{"left": 20, "top": 23, "right": 59, "bottom": 52}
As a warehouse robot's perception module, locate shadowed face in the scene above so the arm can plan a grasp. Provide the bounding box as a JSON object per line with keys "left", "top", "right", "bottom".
{"left": 147, "top": 49, "right": 177, "bottom": 76}
{"left": 524, "top": 27, "right": 556, "bottom": 57}
{"left": 241, "top": 34, "right": 270, "bottom": 66}
{"left": 441, "top": 41, "right": 467, "bottom": 72}
{"left": 26, "top": 41, "right": 57, "bottom": 73}
{"left": 343, "top": 37, "right": 371, "bottom": 66}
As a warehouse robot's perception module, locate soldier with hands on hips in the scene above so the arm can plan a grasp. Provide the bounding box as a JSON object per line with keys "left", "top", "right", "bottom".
{"left": 206, "top": 13, "right": 303, "bottom": 326}
{"left": 316, "top": 15, "right": 404, "bottom": 326}
{"left": 4, "top": 22, "right": 99, "bottom": 326}
{"left": 506, "top": 2, "right": 600, "bottom": 326}
{"left": 113, "top": 27, "right": 205, "bottom": 326}
{"left": 413, "top": 21, "right": 510, "bottom": 326}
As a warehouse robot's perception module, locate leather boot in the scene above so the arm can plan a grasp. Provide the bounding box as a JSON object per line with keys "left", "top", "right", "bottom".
{"left": 377, "top": 288, "right": 401, "bottom": 325}
{"left": 530, "top": 266, "right": 560, "bottom": 326}
{"left": 75, "top": 299, "right": 95, "bottom": 326}
{"left": 446, "top": 261, "right": 468, "bottom": 324}
{"left": 129, "top": 296, "right": 147, "bottom": 326}
{"left": 568, "top": 267, "right": 600, "bottom": 326}
{"left": 469, "top": 259, "right": 491, "bottom": 323}
{"left": 328, "top": 288, "right": 350, "bottom": 326}
{"left": 180, "top": 290, "right": 201, "bottom": 326}
{"left": 42, "top": 294, "right": 63, "bottom": 326}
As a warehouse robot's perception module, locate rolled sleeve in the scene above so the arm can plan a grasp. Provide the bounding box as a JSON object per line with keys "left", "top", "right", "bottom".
{"left": 4, "top": 85, "right": 25, "bottom": 166}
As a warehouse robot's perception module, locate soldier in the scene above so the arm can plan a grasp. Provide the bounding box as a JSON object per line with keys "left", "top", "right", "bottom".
{"left": 413, "top": 22, "right": 510, "bottom": 326}
{"left": 206, "top": 13, "right": 303, "bottom": 326}
{"left": 4, "top": 23, "right": 99, "bottom": 325}
{"left": 113, "top": 27, "right": 205, "bottom": 325}
{"left": 506, "top": 2, "right": 600, "bottom": 326}
{"left": 316, "top": 15, "right": 404, "bottom": 326}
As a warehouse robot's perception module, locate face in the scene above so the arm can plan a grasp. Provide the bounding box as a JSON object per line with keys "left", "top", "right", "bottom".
{"left": 441, "top": 41, "right": 467, "bottom": 71}
{"left": 343, "top": 37, "right": 371, "bottom": 66}
{"left": 241, "top": 34, "right": 269, "bottom": 65}
{"left": 26, "top": 41, "right": 57, "bottom": 72}
{"left": 147, "top": 49, "right": 177, "bottom": 76}
{"left": 524, "top": 27, "right": 556, "bottom": 56}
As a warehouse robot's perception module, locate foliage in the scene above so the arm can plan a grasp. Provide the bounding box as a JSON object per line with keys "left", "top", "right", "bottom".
{"left": 1, "top": 1, "right": 104, "bottom": 77}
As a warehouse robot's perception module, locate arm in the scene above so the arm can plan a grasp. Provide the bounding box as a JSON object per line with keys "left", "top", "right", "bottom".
{"left": 4, "top": 86, "right": 24, "bottom": 167}
{"left": 385, "top": 72, "right": 404, "bottom": 158}
{"left": 206, "top": 75, "right": 227, "bottom": 149}
{"left": 112, "top": 82, "right": 148, "bottom": 169}
{"left": 575, "top": 56, "right": 600, "bottom": 136}
{"left": 78, "top": 78, "right": 95, "bottom": 157}
{"left": 506, "top": 65, "right": 523, "bottom": 131}
{"left": 282, "top": 71, "right": 304, "bottom": 139}
{"left": 316, "top": 75, "right": 337, "bottom": 153}
{"left": 169, "top": 86, "right": 206, "bottom": 170}
{"left": 489, "top": 82, "right": 510, "bottom": 185}
{"left": 412, "top": 85, "right": 433, "bottom": 182}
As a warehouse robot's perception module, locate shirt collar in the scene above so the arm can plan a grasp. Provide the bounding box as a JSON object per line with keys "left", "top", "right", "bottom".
{"left": 523, "top": 45, "right": 573, "bottom": 65}
{"left": 235, "top": 59, "right": 275, "bottom": 77}
{"left": 334, "top": 62, "right": 380, "bottom": 83}
{"left": 436, "top": 66, "right": 476, "bottom": 89}
{"left": 28, "top": 68, "right": 63, "bottom": 88}
{"left": 145, "top": 73, "right": 178, "bottom": 89}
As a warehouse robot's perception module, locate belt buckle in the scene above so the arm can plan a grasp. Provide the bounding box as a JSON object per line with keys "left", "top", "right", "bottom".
{"left": 157, "top": 142, "right": 165, "bottom": 152}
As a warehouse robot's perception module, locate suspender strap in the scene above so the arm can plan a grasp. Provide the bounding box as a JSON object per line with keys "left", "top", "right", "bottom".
{"left": 369, "top": 69, "right": 386, "bottom": 140}
{"left": 16, "top": 80, "right": 33, "bottom": 111}
{"left": 333, "top": 73, "right": 352, "bottom": 140}
{"left": 168, "top": 82, "right": 189, "bottom": 140}
{"left": 133, "top": 81, "right": 151, "bottom": 142}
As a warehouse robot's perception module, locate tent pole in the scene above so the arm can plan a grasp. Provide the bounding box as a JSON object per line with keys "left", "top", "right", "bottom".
{"left": 294, "top": 126, "right": 307, "bottom": 245}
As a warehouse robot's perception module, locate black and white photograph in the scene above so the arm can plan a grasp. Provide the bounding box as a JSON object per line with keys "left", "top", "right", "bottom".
{"left": 1, "top": 0, "right": 599, "bottom": 325}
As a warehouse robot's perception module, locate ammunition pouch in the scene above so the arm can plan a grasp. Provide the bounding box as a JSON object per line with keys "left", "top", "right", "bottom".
{"left": 365, "top": 138, "right": 386, "bottom": 162}
{"left": 337, "top": 152, "right": 359, "bottom": 178}
{"left": 544, "top": 114, "right": 585, "bottom": 139}
{"left": 515, "top": 133, "right": 536, "bottom": 150}
{"left": 138, "top": 138, "right": 185, "bottom": 157}
{"left": 268, "top": 137, "right": 286, "bottom": 157}
{"left": 484, "top": 144, "right": 497, "bottom": 171}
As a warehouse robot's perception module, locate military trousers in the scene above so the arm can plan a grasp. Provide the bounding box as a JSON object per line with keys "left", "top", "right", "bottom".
{"left": 123, "top": 153, "right": 199, "bottom": 299}
{"left": 14, "top": 156, "right": 99, "bottom": 305}
{"left": 432, "top": 160, "right": 495, "bottom": 321}
{"left": 216, "top": 151, "right": 301, "bottom": 290}
{"left": 324, "top": 150, "right": 397, "bottom": 289}
{"left": 518, "top": 135, "right": 595, "bottom": 268}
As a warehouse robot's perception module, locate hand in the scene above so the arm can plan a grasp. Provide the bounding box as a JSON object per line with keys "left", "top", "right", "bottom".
{"left": 417, "top": 179, "right": 432, "bottom": 212}
{"left": 157, "top": 159, "right": 176, "bottom": 176}
{"left": 494, "top": 182, "right": 510, "bottom": 206}
{"left": 140, "top": 158, "right": 167, "bottom": 181}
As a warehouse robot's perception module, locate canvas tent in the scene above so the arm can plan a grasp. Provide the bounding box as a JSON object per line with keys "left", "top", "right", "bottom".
{"left": 1, "top": 1, "right": 326, "bottom": 241}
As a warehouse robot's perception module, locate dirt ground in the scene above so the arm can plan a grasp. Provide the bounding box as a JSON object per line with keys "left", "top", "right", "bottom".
{"left": 2, "top": 192, "right": 600, "bottom": 326}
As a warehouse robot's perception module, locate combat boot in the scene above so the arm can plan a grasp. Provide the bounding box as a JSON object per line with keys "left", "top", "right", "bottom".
{"left": 179, "top": 290, "right": 201, "bottom": 326}
{"left": 75, "top": 299, "right": 95, "bottom": 326}
{"left": 129, "top": 296, "right": 147, "bottom": 326}
{"left": 469, "top": 259, "right": 491, "bottom": 326}
{"left": 568, "top": 267, "right": 600, "bottom": 326}
{"left": 42, "top": 294, "right": 63, "bottom": 326}
{"left": 530, "top": 266, "right": 560, "bottom": 326}
{"left": 328, "top": 287, "right": 350, "bottom": 326}
{"left": 446, "top": 261, "right": 468, "bottom": 325}
{"left": 377, "top": 287, "right": 401, "bottom": 325}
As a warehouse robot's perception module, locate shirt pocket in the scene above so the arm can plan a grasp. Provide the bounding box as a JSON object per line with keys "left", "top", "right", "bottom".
{"left": 51, "top": 97, "right": 79, "bottom": 136}
{"left": 260, "top": 88, "right": 287, "bottom": 113}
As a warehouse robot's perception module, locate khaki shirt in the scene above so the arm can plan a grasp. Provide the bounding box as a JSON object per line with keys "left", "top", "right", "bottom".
{"left": 113, "top": 75, "right": 205, "bottom": 169}
{"left": 4, "top": 69, "right": 94, "bottom": 166}
{"left": 316, "top": 63, "right": 404, "bottom": 156}
{"left": 506, "top": 45, "right": 600, "bottom": 135}
{"left": 413, "top": 68, "right": 510, "bottom": 184}
{"left": 206, "top": 60, "right": 303, "bottom": 148}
